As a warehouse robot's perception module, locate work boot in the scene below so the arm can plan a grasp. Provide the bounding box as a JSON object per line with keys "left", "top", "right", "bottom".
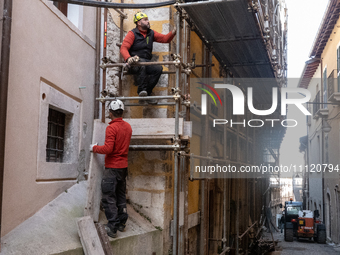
{"left": 104, "top": 224, "right": 117, "bottom": 238}
{"left": 138, "top": 90, "right": 147, "bottom": 104}
{"left": 118, "top": 223, "right": 126, "bottom": 232}
{"left": 138, "top": 91, "right": 147, "bottom": 97}
{"left": 147, "top": 92, "right": 158, "bottom": 105}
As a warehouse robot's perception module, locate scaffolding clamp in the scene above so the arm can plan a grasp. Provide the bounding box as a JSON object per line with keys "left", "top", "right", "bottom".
{"left": 171, "top": 87, "right": 181, "bottom": 101}
{"left": 172, "top": 142, "right": 180, "bottom": 151}
{"left": 183, "top": 99, "right": 190, "bottom": 108}
{"left": 98, "top": 95, "right": 106, "bottom": 104}
{"left": 172, "top": 54, "right": 181, "bottom": 67}
{"left": 179, "top": 151, "right": 186, "bottom": 157}
{"left": 183, "top": 68, "right": 191, "bottom": 75}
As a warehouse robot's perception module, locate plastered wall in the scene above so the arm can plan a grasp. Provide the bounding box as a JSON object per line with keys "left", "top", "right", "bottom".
{"left": 2, "top": 0, "right": 96, "bottom": 236}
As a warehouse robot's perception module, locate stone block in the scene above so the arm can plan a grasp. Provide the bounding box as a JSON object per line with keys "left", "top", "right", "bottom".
{"left": 140, "top": 206, "right": 165, "bottom": 228}
{"left": 157, "top": 74, "right": 169, "bottom": 88}
{"left": 139, "top": 8, "right": 170, "bottom": 21}
{"left": 128, "top": 175, "right": 166, "bottom": 191}
{"left": 143, "top": 107, "right": 167, "bottom": 118}
{"left": 153, "top": 42, "right": 169, "bottom": 53}
{"left": 162, "top": 23, "right": 170, "bottom": 34}
{"left": 128, "top": 191, "right": 152, "bottom": 207}
{"left": 151, "top": 192, "right": 165, "bottom": 207}
{"left": 142, "top": 151, "right": 162, "bottom": 161}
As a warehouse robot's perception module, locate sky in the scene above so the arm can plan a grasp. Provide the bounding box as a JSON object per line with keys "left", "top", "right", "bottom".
{"left": 279, "top": 0, "right": 329, "bottom": 170}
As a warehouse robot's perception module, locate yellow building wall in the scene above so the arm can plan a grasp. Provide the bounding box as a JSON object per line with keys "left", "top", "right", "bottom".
{"left": 321, "top": 17, "right": 340, "bottom": 72}
{"left": 187, "top": 32, "right": 221, "bottom": 215}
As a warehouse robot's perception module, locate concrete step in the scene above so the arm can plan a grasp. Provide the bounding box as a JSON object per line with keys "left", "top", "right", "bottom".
{"left": 1, "top": 181, "right": 162, "bottom": 255}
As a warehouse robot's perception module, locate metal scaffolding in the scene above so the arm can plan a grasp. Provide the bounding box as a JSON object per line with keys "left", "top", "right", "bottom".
{"left": 93, "top": 3, "right": 190, "bottom": 253}
{"left": 52, "top": 0, "right": 287, "bottom": 254}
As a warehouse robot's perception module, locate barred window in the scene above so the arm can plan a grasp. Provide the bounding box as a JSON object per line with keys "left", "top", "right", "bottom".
{"left": 46, "top": 108, "right": 65, "bottom": 162}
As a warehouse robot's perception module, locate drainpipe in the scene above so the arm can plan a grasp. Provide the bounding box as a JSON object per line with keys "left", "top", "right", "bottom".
{"left": 101, "top": 7, "right": 107, "bottom": 123}
{"left": 320, "top": 58, "right": 325, "bottom": 224}
{"left": 0, "top": 0, "right": 13, "bottom": 246}
{"left": 94, "top": 3, "right": 101, "bottom": 119}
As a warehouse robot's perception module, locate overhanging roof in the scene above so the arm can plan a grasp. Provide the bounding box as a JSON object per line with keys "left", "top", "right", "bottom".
{"left": 298, "top": 0, "right": 340, "bottom": 88}
{"left": 179, "top": 0, "right": 275, "bottom": 78}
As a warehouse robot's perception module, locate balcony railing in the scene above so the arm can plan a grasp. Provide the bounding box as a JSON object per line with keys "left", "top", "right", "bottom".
{"left": 313, "top": 91, "right": 320, "bottom": 116}
{"left": 328, "top": 69, "right": 340, "bottom": 102}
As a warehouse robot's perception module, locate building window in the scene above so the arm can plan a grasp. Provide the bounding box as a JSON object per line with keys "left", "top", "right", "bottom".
{"left": 53, "top": 2, "right": 83, "bottom": 30}
{"left": 53, "top": 1, "right": 68, "bottom": 16}
{"left": 37, "top": 80, "right": 81, "bottom": 180}
{"left": 46, "top": 108, "right": 65, "bottom": 162}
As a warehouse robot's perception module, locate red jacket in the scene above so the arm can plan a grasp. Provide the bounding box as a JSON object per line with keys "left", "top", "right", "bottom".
{"left": 120, "top": 28, "right": 175, "bottom": 61}
{"left": 93, "top": 118, "right": 132, "bottom": 168}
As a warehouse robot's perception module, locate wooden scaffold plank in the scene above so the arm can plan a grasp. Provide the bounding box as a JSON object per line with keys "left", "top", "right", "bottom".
{"left": 77, "top": 216, "right": 105, "bottom": 255}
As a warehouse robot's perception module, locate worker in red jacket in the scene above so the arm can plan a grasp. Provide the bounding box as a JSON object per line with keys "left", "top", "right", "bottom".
{"left": 90, "top": 99, "right": 132, "bottom": 238}
{"left": 120, "top": 12, "right": 176, "bottom": 104}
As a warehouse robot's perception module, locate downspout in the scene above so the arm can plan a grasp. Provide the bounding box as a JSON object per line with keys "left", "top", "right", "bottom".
{"left": 101, "top": 7, "right": 107, "bottom": 123}
{"left": 321, "top": 58, "right": 325, "bottom": 224}
{"left": 0, "top": 0, "right": 13, "bottom": 245}
{"left": 94, "top": 3, "right": 101, "bottom": 119}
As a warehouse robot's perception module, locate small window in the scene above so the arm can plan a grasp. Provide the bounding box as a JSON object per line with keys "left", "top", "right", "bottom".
{"left": 53, "top": 2, "right": 82, "bottom": 30}
{"left": 46, "top": 108, "right": 65, "bottom": 162}
{"left": 53, "top": 1, "right": 68, "bottom": 16}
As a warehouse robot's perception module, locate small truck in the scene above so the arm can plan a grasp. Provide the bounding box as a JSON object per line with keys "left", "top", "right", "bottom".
{"left": 296, "top": 210, "right": 326, "bottom": 243}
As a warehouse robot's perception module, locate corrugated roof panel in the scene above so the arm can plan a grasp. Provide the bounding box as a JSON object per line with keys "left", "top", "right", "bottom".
{"left": 181, "top": 0, "right": 274, "bottom": 78}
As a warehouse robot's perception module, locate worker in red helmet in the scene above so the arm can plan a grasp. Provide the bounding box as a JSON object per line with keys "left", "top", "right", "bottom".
{"left": 90, "top": 99, "right": 132, "bottom": 238}
{"left": 120, "top": 12, "right": 176, "bottom": 104}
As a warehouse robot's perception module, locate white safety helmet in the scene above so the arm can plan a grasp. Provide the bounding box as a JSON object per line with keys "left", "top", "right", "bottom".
{"left": 109, "top": 99, "right": 124, "bottom": 111}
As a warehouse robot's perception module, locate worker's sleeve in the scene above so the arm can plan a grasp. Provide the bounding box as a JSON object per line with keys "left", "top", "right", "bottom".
{"left": 120, "top": 31, "right": 135, "bottom": 61}
{"left": 93, "top": 126, "right": 116, "bottom": 154}
{"left": 153, "top": 30, "right": 175, "bottom": 43}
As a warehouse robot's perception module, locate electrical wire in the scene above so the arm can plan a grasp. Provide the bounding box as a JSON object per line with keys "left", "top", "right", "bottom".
{"left": 50, "top": 0, "right": 176, "bottom": 9}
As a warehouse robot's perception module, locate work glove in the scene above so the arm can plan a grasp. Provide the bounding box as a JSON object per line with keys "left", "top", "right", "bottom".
{"left": 127, "top": 55, "right": 139, "bottom": 65}
{"left": 90, "top": 143, "right": 98, "bottom": 152}
{"left": 172, "top": 27, "right": 177, "bottom": 36}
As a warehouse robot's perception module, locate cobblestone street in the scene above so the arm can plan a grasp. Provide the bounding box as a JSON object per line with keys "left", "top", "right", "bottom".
{"left": 263, "top": 230, "right": 340, "bottom": 255}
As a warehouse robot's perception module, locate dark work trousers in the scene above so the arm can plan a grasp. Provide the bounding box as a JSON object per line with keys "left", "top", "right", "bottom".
{"left": 128, "top": 58, "right": 163, "bottom": 95}
{"left": 101, "top": 168, "right": 128, "bottom": 230}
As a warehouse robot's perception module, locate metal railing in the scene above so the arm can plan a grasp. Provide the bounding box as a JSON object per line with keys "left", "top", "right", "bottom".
{"left": 328, "top": 69, "right": 339, "bottom": 97}
{"left": 313, "top": 91, "right": 320, "bottom": 116}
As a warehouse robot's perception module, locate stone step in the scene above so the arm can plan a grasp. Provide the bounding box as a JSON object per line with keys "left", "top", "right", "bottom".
{"left": 1, "top": 181, "right": 162, "bottom": 255}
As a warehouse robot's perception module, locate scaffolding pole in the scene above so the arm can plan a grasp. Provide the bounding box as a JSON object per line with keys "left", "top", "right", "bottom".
{"left": 129, "top": 145, "right": 182, "bottom": 151}
{"left": 100, "top": 60, "right": 180, "bottom": 69}
{"left": 82, "top": 1, "right": 190, "bottom": 252}
{"left": 97, "top": 95, "right": 178, "bottom": 101}
{"left": 173, "top": 9, "right": 181, "bottom": 255}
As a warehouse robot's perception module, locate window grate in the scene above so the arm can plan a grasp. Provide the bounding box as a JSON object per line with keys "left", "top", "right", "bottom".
{"left": 46, "top": 108, "right": 65, "bottom": 162}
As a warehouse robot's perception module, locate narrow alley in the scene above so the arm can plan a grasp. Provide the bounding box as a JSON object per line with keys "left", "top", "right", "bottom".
{"left": 0, "top": 0, "right": 340, "bottom": 254}
{"left": 263, "top": 230, "right": 340, "bottom": 255}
